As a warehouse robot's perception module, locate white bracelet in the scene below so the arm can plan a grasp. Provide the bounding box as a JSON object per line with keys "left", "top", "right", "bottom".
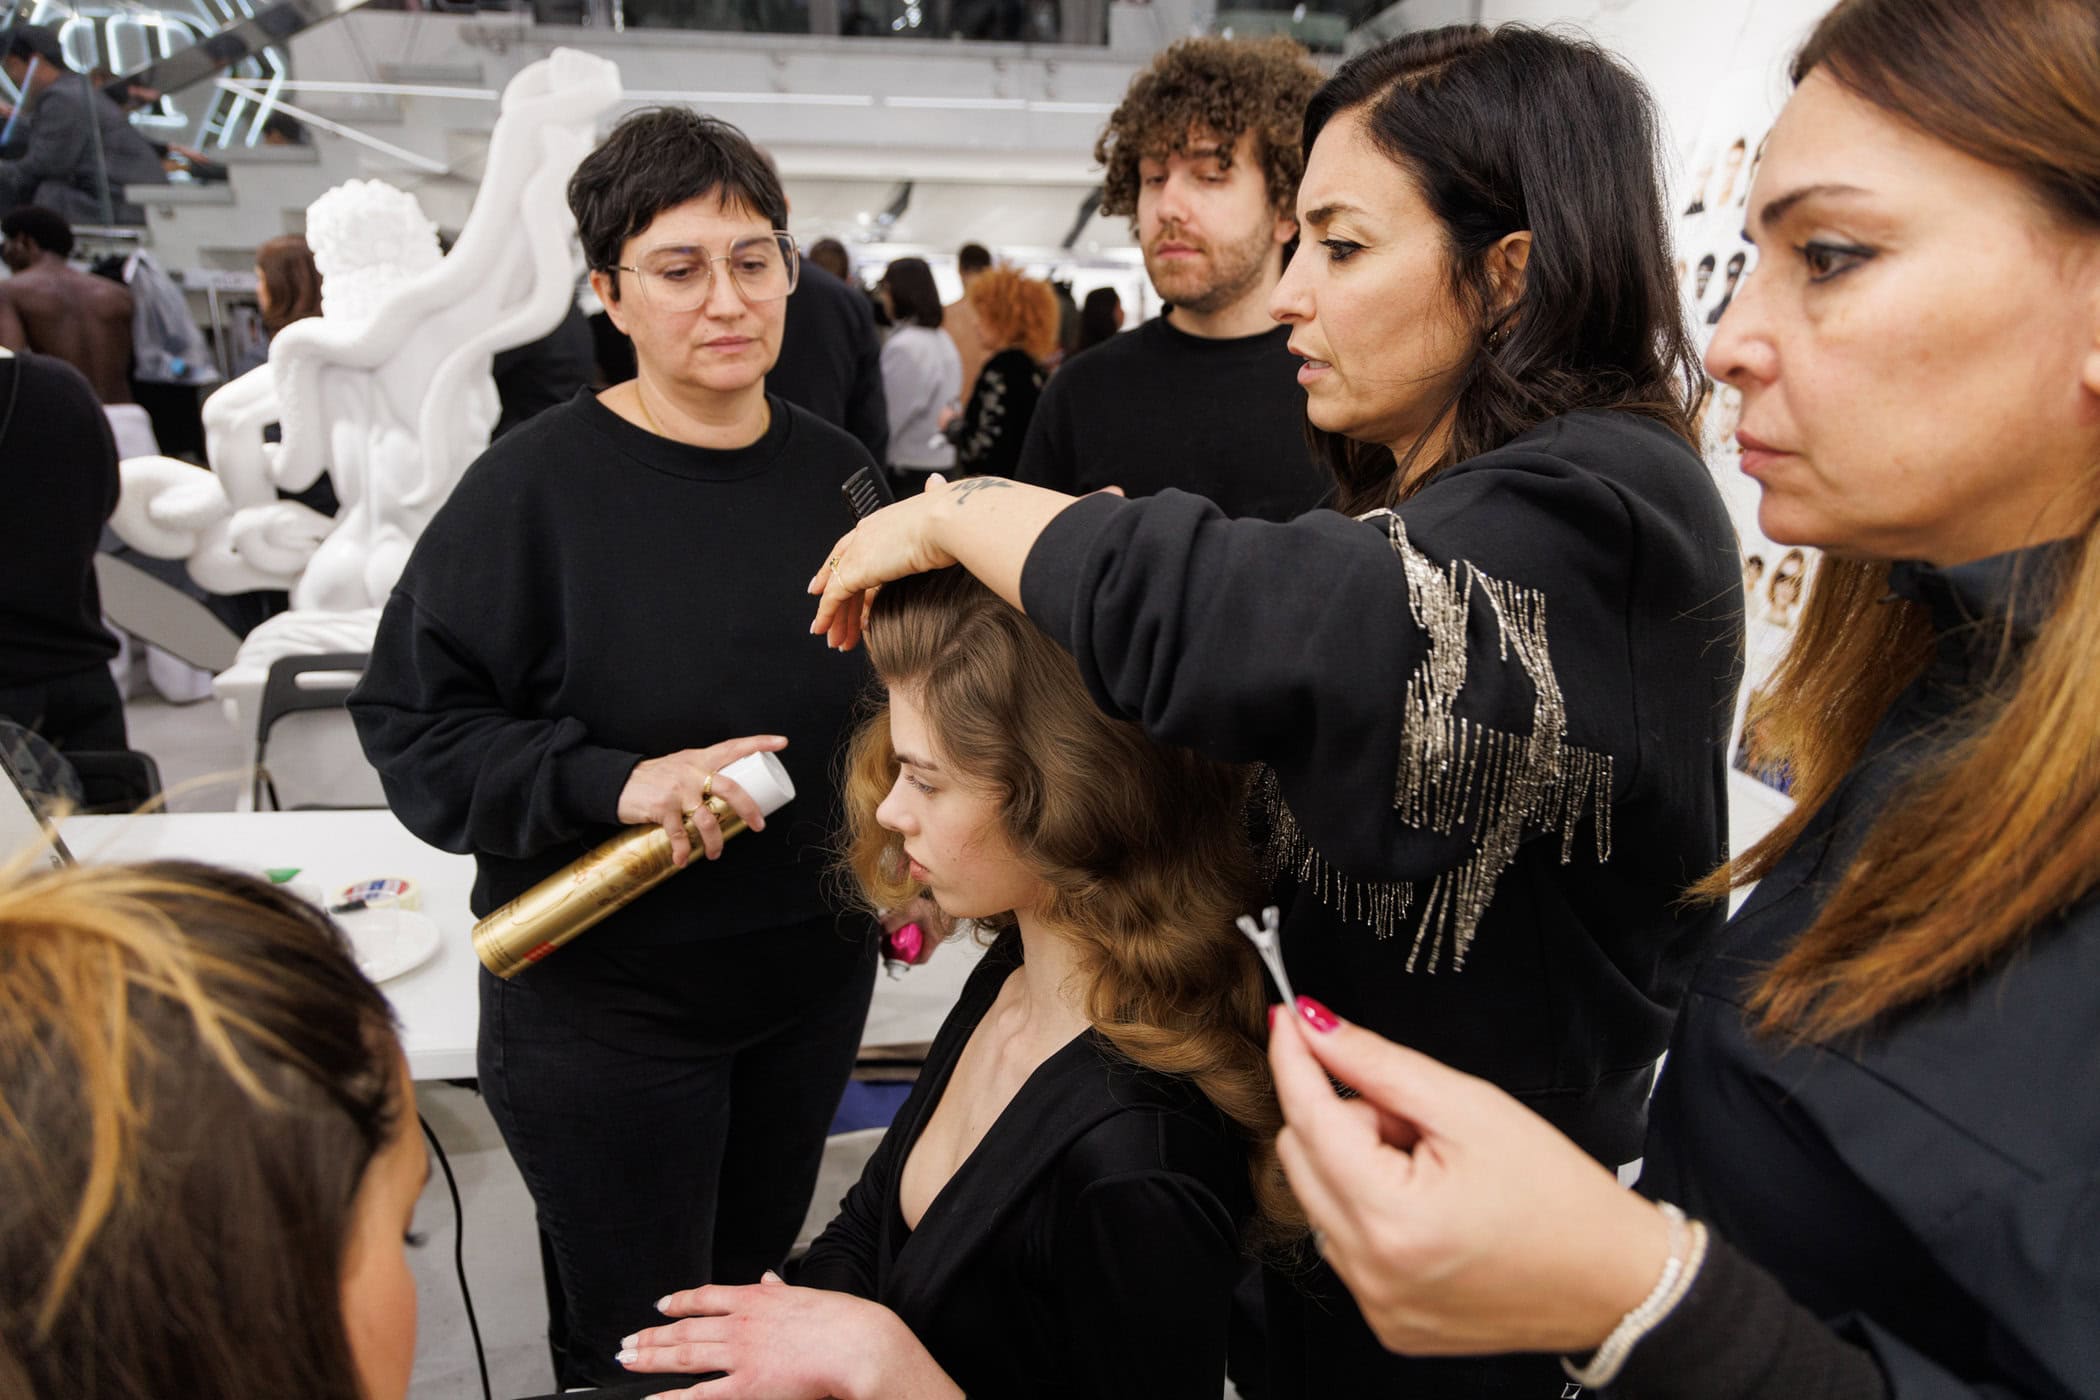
{"left": 1560, "top": 1202, "right": 1709, "bottom": 1389}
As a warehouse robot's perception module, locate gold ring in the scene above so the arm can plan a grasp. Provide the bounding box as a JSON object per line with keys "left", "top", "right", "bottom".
{"left": 700, "top": 772, "right": 714, "bottom": 801}
{"left": 828, "top": 555, "right": 842, "bottom": 574}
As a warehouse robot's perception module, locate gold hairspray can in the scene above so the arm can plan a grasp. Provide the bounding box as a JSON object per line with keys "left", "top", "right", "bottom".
{"left": 471, "top": 751, "right": 794, "bottom": 977}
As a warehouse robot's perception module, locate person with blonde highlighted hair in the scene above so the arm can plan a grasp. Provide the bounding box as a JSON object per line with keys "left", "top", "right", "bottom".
{"left": 0, "top": 858, "right": 427, "bottom": 1400}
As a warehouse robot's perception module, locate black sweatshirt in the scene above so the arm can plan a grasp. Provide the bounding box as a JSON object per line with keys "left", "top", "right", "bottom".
{"left": 349, "top": 392, "right": 874, "bottom": 948}
{"left": 1627, "top": 544, "right": 2098, "bottom": 1400}
{"left": 1021, "top": 409, "right": 1743, "bottom": 1394}
{"left": 1017, "top": 318, "right": 1330, "bottom": 521}
{"left": 0, "top": 351, "right": 119, "bottom": 685}
{"left": 769, "top": 262, "right": 890, "bottom": 466}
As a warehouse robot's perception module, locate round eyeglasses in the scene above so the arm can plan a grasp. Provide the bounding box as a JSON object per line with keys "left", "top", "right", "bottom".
{"left": 612, "top": 231, "right": 800, "bottom": 311}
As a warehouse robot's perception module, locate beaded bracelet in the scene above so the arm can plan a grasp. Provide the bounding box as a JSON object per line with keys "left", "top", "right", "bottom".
{"left": 1560, "top": 1201, "right": 1710, "bottom": 1389}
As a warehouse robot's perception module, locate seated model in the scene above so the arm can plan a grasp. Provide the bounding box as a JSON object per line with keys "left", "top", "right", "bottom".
{"left": 615, "top": 567, "right": 1300, "bottom": 1399}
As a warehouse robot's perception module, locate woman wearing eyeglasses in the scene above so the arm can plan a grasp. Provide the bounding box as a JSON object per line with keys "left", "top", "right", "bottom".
{"left": 349, "top": 108, "right": 884, "bottom": 1388}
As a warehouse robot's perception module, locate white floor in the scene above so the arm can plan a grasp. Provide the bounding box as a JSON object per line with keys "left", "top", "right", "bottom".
{"left": 118, "top": 691, "right": 974, "bottom": 1400}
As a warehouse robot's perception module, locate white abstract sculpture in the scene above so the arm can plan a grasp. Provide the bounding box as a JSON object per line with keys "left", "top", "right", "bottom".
{"left": 109, "top": 47, "right": 623, "bottom": 803}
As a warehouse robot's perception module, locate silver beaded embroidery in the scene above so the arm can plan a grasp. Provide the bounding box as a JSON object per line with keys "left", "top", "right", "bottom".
{"left": 1261, "top": 509, "right": 1614, "bottom": 972}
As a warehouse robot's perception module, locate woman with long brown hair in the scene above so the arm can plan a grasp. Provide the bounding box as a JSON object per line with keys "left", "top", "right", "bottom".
{"left": 254, "top": 233, "right": 323, "bottom": 335}
{"left": 616, "top": 566, "right": 1295, "bottom": 1399}
{"left": 1257, "top": 1, "right": 2100, "bottom": 1395}
{"left": 0, "top": 859, "right": 427, "bottom": 1400}
{"left": 812, "top": 23, "right": 1740, "bottom": 1395}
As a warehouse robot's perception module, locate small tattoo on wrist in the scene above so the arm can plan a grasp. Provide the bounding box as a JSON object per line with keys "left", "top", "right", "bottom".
{"left": 951, "top": 478, "right": 1014, "bottom": 508}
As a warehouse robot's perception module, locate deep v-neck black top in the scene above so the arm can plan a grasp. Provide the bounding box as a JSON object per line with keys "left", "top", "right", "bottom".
{"left": 796, "top": 931, "right": 1254, "bottom": 1397}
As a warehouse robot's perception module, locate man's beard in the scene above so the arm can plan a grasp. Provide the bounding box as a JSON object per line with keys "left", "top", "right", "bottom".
{"left": 1144, "top": 220, "right": 1274, "bottom": 316}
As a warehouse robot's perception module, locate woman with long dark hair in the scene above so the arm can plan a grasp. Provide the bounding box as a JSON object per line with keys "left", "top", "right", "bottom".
{"left": 1262, "top": 2, "right": 2100, "bottom": 1395}
{"left": 813, "top": 24, "right": 1741, "bottom": 1396}
{"left": 620, "top": 568, "right": 1294, "bottom": 1398}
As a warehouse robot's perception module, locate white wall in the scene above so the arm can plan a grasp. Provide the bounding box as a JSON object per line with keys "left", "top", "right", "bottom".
{"left": 1475, "top": 0, "right": 1829, "bottom": 173}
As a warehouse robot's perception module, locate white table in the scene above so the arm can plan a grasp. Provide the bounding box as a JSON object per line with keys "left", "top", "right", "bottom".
{"left": 56, "top": 810, "right": 982, "bottom": 1082}
{"left": 61, "top": 810, "right": 484, "bottom": 1081}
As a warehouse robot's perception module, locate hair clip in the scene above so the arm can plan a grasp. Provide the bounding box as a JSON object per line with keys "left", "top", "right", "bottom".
{"left": 1234, "top": 905, "right": 1295, "bottom": 1006}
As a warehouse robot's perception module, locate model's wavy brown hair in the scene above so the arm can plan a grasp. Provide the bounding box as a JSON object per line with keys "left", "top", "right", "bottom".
{"left": 0, "top": 856, "right": 402, "bottom": 1399}
{"left": 966, "top": 266, "right": 1060, "bottom": 364}
{"left": 839, "top": 569, "right": 1302, "bottom": 1245}
{"left": 1693, "top": 0, "right": 2100, "bottom": 1041}
{"left": 1095, "top": 35, "right": 1324, "bottom": 222}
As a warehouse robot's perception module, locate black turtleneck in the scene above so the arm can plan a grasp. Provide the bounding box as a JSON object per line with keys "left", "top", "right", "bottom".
{"left": 1629, "top": 543, "right": 2094, "bottom": 1399}
{"left": 350, "top": 391, "right": 876, "bottom": 952}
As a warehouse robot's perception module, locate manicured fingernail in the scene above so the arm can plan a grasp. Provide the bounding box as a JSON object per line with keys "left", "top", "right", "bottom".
{"left": 655, "top": 1294, "right": 673, "bottom": 1313}
{"left": 622, "top": 1333, "right": 639, "bottom": 1348}
{"left": 1297, "top": 995, "right": 1340, "bottom": 1033}
{"left": 1267, "top": 1003, "right": 1281, "bottom": 1031}
{"left": 615, "top": 1349, "right": 638, "bottom": 1365}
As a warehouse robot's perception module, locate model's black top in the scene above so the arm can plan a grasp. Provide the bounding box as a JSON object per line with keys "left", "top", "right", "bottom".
{"left": 349, "top": 391, "right": 874, "bottom": 948}
{"left": 954, "top": 347, "right": 1043, "bottom": 479}
{"left": 1022, "top": 409, "right": 1743, "bottom": 1165}
{"left": 796, "top": 931, "right": 1252, "bottom": 1398}
{"left": 768, "top": 262, "right": 889, "bottom": 466}
{"left": 1017, "top": 317, "right": 1330, "bottom": 521}
{"left": 1627, "top": 544, "right": 2098, "bottom": 1400}
{"left": 0, "top": 351, "right": 119, "bottom": 684}
{"left": 491, "top": 304, "right": 595, "bottom": 440}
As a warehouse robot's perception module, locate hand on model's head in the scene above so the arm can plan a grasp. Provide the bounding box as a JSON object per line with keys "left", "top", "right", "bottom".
{"left": 614, "top": 735, "right": 786, "bottom": 867}
{"left": 1267, "top": 998, "right": 1673, "bottom": 1358}
{"left": 807, "top": 474, "right": 967, "bottom": 651}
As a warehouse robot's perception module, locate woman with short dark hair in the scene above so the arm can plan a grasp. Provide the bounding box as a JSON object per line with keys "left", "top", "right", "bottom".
{"left": 877, "top": 256, "right": 961, "bottom": 483}
{"left": 351, "top": 106, "right": 882, "bottom": 1388}
{"left": 814, "top": 24, "right": 1741, "bottom": 1395}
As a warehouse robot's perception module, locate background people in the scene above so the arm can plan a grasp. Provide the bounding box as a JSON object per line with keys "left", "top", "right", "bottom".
{"left": 0, "top": 24, "right": 164, "bottom": 224}
{"left": 254, "top": 233, "right": 322, "bottom": 336}
{"left": 876, "top": 256, "right": 962, "bottom": 484}
{"left": 1017, "top": 36, "right": 1331, "bottom": 521}
{"left": 814, "top": 24, "right": 1739, "bottom": 1396}
{"left": 351, "top": 108, "right": 881, "bottom": 1389}
{"left": 1076, "top": 285, "right": 1123, "bottom": 353}
{"left": 621, "top": 567, "right": 1295, "bottom": 1399}
{"left": 769, "top": 227, "right": 890, "bottom": 464}
{"left": 951, "top": 265, "right": 1054, "bottom": 477}
{"left": 0, "top": 859, "right": 423, "bottom": 1400}
{"left": 1261, "top": 4, "right": 2100, "bottom": 1395}
{"left": 942, "top": 240, "right": 992, "bottom": 398}
{"left": 0, "top": 205, "right": 135, "bottom": 414}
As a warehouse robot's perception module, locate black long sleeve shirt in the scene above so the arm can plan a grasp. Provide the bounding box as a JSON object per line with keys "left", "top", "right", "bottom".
{"left": 349, "top": 392, "right": 874, "bottom": 949}
{"left": 1020, "top": 409, "right": 1743, "bottom": 1395}
{"left": 796, "top": 932, "right": 1252, "bottom": 1398}
{"left": 768, "top": 263, "right": 890, "bottom": 466}
{"left": 0, "top": 350, "right": 119, "bottom": 685}
{"left": 1015, "top": 318, "right": 1330, "bottom": 521}
{"left": 1629, "top": 544, "right": 2099, "bottom": 1400}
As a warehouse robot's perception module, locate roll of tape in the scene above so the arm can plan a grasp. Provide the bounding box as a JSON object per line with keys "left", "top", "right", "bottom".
{"left": 339, "top": 876, "right": 421, "bottom": 911}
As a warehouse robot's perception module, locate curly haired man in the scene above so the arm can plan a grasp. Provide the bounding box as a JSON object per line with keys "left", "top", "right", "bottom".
{"left": 1016, "top": 36, "right": 1330, "bottom": 521}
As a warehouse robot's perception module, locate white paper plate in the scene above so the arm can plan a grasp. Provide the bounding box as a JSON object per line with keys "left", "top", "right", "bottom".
{"left": 340, "top": 908, "right": 443, "bottom": 985}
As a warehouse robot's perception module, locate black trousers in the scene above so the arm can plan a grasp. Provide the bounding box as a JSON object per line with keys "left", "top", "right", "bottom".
{"left": 479, "top": 913, "right": 878, "bottom": 1389}
{"left": 0, "top": 663, "right": 126, "bottom": 753}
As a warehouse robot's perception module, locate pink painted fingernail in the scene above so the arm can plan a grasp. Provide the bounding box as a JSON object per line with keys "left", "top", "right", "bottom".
{"left": 1297, "top": 995, "right": 1340, "bottom": 1033}
{"left": 887, "top": 921, "right": 925, "bottom": 963}
{"left": 615, "top": 1349, "right": 638, "bottom": 1365}
{"left": 1267, "top": 1003, "right": 1282, "bottom": 1032}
